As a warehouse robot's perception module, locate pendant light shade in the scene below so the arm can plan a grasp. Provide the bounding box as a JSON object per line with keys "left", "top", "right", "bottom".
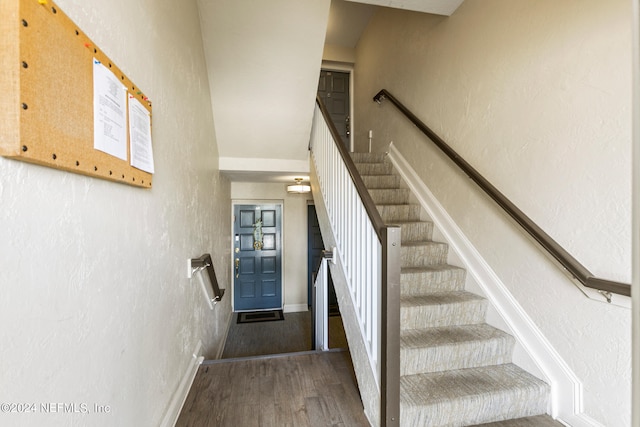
{"left": 287, "top": 178, "right": 311, "bottom": 194}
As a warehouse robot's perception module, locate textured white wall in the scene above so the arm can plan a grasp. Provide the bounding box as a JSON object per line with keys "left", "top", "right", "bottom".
{"left": 0, "top": 0, "right": 231, "bottom": 426}
{"left": 231, "top": 182, "right": 313, "bottom": 312}
{"left": 354, "top": 1, "right": 632, "bottom": 426}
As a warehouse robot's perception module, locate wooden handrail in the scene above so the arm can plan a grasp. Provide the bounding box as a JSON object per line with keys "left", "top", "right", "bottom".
{"left": 373, "top": 89, "right": 631, "bottom": 298}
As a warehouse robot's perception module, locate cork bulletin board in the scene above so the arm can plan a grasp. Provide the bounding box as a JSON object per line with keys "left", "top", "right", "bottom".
{"left": 0, "top": 0, "right": 153, "bottom": 188}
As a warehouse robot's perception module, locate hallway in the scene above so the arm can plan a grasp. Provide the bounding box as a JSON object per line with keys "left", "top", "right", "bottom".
{"left": 176, "top": 310, "right": 364, "bottom": 426}
{"left": 175, "top": 350, "right": 369, "bottom": 427}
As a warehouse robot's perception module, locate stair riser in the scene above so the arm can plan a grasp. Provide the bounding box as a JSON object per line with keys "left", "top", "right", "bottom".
{"left": 362, "top": 175, "right": 401, "bottom": 189}
{"left": 377, "top": 205, "right": 421, "bottom": 222}
{"left": 401, "top": 244, "right": 448, "bottom": 267}
{"left": 350, "top": 153, "right": 386, "bottom": 163}
{"left": 369, "top": 189, "right": 410, "bottom": 205}
{"left": 400, "top": 222, "right": 434, "bottom": 243}
{"left": 401, "top": 269, "right": 465, "bottom": 295}
{"left": 355, "top": 162, "right": 394, "bottom": 175}
{"left": 401, "top": 299, "right": 487, "bottom": 329}
{"left": 401, "top": 337, "right": 515, "bottom": 376}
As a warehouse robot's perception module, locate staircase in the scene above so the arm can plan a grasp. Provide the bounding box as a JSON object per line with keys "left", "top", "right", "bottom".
{"left": 351, "top": 152, "right": 550, "bottom": 426}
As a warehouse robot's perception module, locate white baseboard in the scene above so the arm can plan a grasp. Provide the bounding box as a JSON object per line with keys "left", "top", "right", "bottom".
{"left": 284, "top": 304, "right": 308, "bottom": 313}
{"left": 160, "top": 340, "right": 204, "bottom": 427}
{"left": 387, "top": 142, "right": 590, "bottom": 425}
{"left": 559, "top": 413, "right": 606, "bottom": 427}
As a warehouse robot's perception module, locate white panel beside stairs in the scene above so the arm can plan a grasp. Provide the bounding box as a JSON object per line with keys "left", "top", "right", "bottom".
{"left": 160, "top": 340, "right": 204, "bottom": 427}
{"left": 386, "top": 141, "right": 604, "bottom": 427}
{"left": 310, "top": 161, "right": 382, "bottom": 426}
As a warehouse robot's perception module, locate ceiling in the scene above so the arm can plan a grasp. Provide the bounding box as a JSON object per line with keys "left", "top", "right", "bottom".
{"left": 344, "top": 0, "right": 464, "bottom": 16}
{"left": 196, "top": 0, "right": 463, "bottom": 184}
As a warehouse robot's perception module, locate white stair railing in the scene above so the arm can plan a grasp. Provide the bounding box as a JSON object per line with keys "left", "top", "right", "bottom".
{"left": 309, "top": 98, "right": 401, "bottom": 427}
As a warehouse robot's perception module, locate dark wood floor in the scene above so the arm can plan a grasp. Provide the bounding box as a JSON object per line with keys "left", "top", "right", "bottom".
{"left": 471, "top": 415, "right": 564, "bottom": 426}
{"left": 176, "top": 350, "right": 369, "bottom": 427}
{"left": 222, "top": 311, "right": 347, "bottom": 359}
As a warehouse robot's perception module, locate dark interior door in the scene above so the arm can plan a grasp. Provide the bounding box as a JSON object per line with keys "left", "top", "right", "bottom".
{"left": 317, "top": 70, "right": 350, "bottom": 149}
{"left": 308, "top": 205, "right": 324, "bottom": 306}
{"left": 307, "top": 205, "right": 337, "bottom": 310}
{"left": 233, "top": 204, "right": 282, "bottom": 311}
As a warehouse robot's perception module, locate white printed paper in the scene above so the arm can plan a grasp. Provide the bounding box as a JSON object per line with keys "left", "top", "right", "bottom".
{"left": 128, "top": 96, "right": 154, "bottom": 173}
{"left": 93, "top": 58, "right": 128, "bottom": 160}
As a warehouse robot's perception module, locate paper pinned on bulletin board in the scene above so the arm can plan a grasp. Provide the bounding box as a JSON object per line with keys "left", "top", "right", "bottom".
{"left": 128, "top": 95, "right": 154, "bottom": 173}
{"left": 93, "top": 58, "right": 128, "bottom": 161}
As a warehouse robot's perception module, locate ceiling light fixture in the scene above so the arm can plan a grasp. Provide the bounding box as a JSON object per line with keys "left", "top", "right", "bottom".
{"left": 287, "top": 178, "right": 311, "bottom": 194}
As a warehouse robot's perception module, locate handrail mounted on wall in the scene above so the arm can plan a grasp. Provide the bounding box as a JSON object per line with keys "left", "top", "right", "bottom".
{"left": 373, "top": 89, "right": 631, "bottom": 298}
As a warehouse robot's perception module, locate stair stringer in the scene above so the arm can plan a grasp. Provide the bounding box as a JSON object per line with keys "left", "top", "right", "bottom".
{"left": 309, "top": 160, "right": 381, "bottom": 427}
{"left": 387, "top": 141, "right": 603, "bottom": 427}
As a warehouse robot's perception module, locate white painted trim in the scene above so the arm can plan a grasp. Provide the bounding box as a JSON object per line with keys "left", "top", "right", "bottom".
{"left": 387, "top": 142, "right": 593, "bottom": 425}
{"left": 160, "top": 340, "right": 204, "bottom": 427}
{"left": 220, "top": 156, "right": 310, "bottom": 173}
{"left": 283, "top": 304, "right": 308, "bottom": 313}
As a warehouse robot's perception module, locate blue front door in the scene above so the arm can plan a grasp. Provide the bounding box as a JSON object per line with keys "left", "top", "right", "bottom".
{"left": 233, "top": 204, "right": 282, "bottom": 311}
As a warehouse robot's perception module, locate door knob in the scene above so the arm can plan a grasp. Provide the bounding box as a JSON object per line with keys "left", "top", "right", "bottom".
{"left": 235, "top": 258, "right": 240, "bottom": 278}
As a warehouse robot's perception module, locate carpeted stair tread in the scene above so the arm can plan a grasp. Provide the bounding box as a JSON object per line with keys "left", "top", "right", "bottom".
{"left": 401, "top": 291, "right": 487, "bottom": 329}
{"left": 369, "top": 188, "right": 411, "bottom": 204}
{"left": 470, "top": 414, "right": 563, "bottom": 426}
{"left": 350, "top": 152, "right": 387, "bottom": 163}
{"left": 401, "top": 264, "right": 465, "bottom": 274}
{"left": 401, "top": 364, "right": 549, "bottom": 426}
{"left": 401, "top": 265, "right": 466, "bottom": 294}
{"left": 391, "top": 220, "right": 433, "bottom": 225}
{"left": 401, "top": 241, "right": 449, "bottom": 267}
{"left": 402, "top": 240, "right": 445, "bottom": 247}
{"left": 401, "top": 324, "right": 515, "bottom": 374}
{"left": 380, "top": 220, "right": 434, "bottom": 243}
{"left": 392, "top": 220, "right": 435, "bottom": 242}
{"left": 377, "top": 204, "right": 422, "bottom": 222}
{"left": 375, "top": 202, "right": 415, "bottom": 206}
{"left": 401, "top": 291, "right": 485, "bottom": 308}
{"left": 354, "top": 162, "right": 394, "bottom": 175}
{"left": 401, "top": 324, "right": 513, "bottom": 349}
{"left": 361, "top": 174, "right": 402, "bottom": 189}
